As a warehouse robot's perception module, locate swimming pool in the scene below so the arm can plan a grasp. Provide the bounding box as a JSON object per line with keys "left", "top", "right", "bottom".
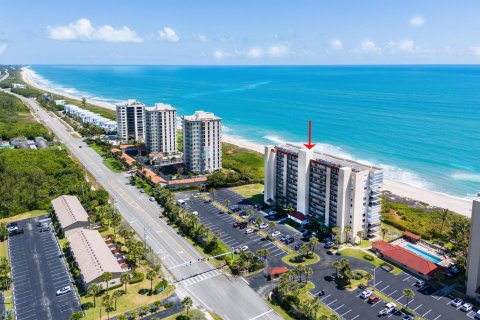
{"left": 404, "top": 244, "right": 443, "bottom": 264}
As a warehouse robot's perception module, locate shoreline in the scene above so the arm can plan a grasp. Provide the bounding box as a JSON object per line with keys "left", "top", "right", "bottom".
{"left": 21, "top": 67, "right": 474, "bottom": 217}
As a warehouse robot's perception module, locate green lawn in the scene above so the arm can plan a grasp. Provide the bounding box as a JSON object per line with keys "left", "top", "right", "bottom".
{"left": 229, "top": 183, "right": 264, "bottom": 204}
{"left": 104, "top": 158, "right": 124, "bottom": 172}
{"left": 0, "top": 210, "right": 47, "bottom": 224}
{"left": 222, "top": 142, "right": 264, "bottom": 181}
{"left": 339, "top": 248, "right": 403, "bottom": 275}
{"left": 161, "top": 309, "right": 204, "bottom": 320}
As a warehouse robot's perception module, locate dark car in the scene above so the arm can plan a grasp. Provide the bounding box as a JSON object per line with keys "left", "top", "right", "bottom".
{"left": 233, "top": 222, "right": 241, "bottom": 228}
{"left": 229, "top": 206, "right": 241, "bottom": 213}
{"left": 285, "top": 238, "right": 294, "bottom": 244}
{"left": 294, "top": 243, "right": 302, "bottom": 251}
{"left": 238, "top": 222, "right": 248, "bottom": 229}
{"left": 10, "top": 229, "right": 24, "bottom": 236}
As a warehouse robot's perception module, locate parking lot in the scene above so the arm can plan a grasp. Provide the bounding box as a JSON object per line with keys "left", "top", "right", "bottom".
{"left": 8, "top": 216, "right": 81, "bottom": 320}
{"left": 175, "top": 190, "right": 299, "bottom": 266}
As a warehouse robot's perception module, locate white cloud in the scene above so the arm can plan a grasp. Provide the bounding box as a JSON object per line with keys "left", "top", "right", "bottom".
{"left": 194, "top": 34, "right": 209, "bottom": 42}
{"left": 247, "top": 48, "right": 263, "bottom": 58}
{"left": 158, "top": 27, "right": 179, "bottom": 42}
{"left": 0, "top": 43, "right": 6, "bottom": 55}
{"left": 409, "top": 15, "right": 426, "bottom": 27}
{"left": 48, "top": 18, "right": 143, "bottom": 43}
{"left": 213, "top": 50, "right": 227, "bottom": 58}
{"left": 472, "top": 46, "right": 480, "bottom": 57}
{"left": 386, "top": 40, "right": 419, "bottom": 53}
{"left": 330, "top": 39, "right": 343, "bottom": 50}
{"left": 358, "top": 40, "right": 381, "bottom": 54}
{"left": 267, "top": 44, "right": 289, "bottom": 57}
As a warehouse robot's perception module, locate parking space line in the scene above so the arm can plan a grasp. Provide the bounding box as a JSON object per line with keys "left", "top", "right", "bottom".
{"left": 433, "top": 315, "right": 442, "bottom": 320}
{"left": 327, "top": 299, "right": 337, "bottom": 306}
{"left": 340, "top": 309, "right": 351, "bottom": 317}
{"left": 423, "top": 309, "right": 431, "bottom": 317}
{"left": 350, "top": 315, "right": 359, "bottom": 320}
{"left": 334, "top": 304, "right": 344, "bottom": 311}
{"left": 320, "top": 294, "right": 331, "bottom": 301}
{"left": 414, "top": 304, "right": 423, "bottom": 311}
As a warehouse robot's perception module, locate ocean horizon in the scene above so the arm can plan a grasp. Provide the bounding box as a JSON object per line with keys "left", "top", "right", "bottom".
{"left": 28, "top": 64, "right": 480, "bottom": 198}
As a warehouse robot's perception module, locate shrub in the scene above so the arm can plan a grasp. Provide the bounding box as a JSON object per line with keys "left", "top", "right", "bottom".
{"left": 401, "top": 307, "right": 415, "bottom": 316}
{"left": 129, "top": 271, "right": 144, "bottom": 284}
{"left": 291, "top": 255, "right": 306, "bottom": 263}
{"left": 353, "top": 272, "right": 363, "bottom": 280}
{"left": 81, "top": 302, "right": 94, "bottom": 310}
{"left": 164, "top": 302, "right": 173, "bottom": 308}
{"left": 363, "top": 254, "right": 374, "bottom": 261}
{"left": 176, "top": 315, "right": 189, "bottom": 320}
{"left": 285, "top": 295, "right": 300, "bottom": 305}
{"left": 154, "top": 280, "right": 168, "bottom": 293}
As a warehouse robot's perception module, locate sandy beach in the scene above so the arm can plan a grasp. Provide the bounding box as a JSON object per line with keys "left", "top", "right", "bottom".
{"left": 22, "top": 67, "right": 475, "bottom": 217}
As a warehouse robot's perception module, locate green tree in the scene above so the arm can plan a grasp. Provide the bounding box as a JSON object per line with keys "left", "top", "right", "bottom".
{"left": 403, "top": 288, "right": 415, "bottom": 308}
{"left": 255, "top": 217, "right": 263, "bottom": 227}
{"left": 141, "top": 305, "right": 150, "bottom": 316}
{"left": 182, "top": 296, "right": 193, "bottom": 317}
{"left": 344, "top": 226, "right": 352, "bottom": 243}
{"left": 117, "top": 315, "right": 127, "bottom": 320}
{"left": 304, "top": 266, "right": 313, "bottom": 283}
{"left": 209, "top": 188, "right": 215, "bottom": 201}
{"left": 101, "top": 294, "right": 114, "bottom": 320}
{"left": 69, "top": 311, "right": 83, "bottom": 320}
{"left": 268, "top": 221, "right": 276, "bottom": 230}
{"left": 256, "top": 248, "right": 270, "bottom": 260}
{"left": 439, "top": 208, "right": 449, "bottom": 236}
{"left": 129, "top": 310, "right": 138, "bottom": 319}
{"left": 299, "top": 243, "right": 310, "bottom": 257}
{"left": 223, "top": 199, "right": 230, "bottom": 210}
{"left": 308, "top": 236, "right": 319, "bottom": 253}
{"left": 87, "top": 283, "right": 101, "bottom": 307}
{"left": 120, "top": 273, "right": 130, "bottom": 294}
{"left": 0, "top": 223, "right": 8, "bottom": 241}
{"left": 82, "top": 97, "right": 86, "bottom": 108}
{"left": 332, "top": 261, "right": 341, "bottom": 277}
{"left": 110, "top": 212, "right": 122, "bottom": 234}
{"left": 146, "top": 270, "right": 158, "bottom": 295}
{"left": 111, "top": 290, "right": 122, "bottom": 311}
{"left": 246, "top": 209, "right": 254, "bottom": 220}
{"left": 101, "top": 272, "right": 112, "bottom": 291}
{"left": 381, "top": 228, "right": 388, "bottom": 240}
{"left": 332, "top": 226, "right": 340, "bottom": 245}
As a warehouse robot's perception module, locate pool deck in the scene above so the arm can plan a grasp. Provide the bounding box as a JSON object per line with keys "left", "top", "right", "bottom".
{"left": 391, "top": 238, "right": 453, "bottom": 267}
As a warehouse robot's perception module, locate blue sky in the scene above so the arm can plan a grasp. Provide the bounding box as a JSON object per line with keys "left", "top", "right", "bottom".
{"left": 1, "top": 0, "right": 480, "bottom": 65}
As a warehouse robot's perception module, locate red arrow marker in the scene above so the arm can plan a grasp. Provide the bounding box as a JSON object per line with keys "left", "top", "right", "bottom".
{"left": 303, "top": 120, "right": 316, "bottom": 150}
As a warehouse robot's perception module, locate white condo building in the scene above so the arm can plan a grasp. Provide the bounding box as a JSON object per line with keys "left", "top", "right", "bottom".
{"left": 182, "top": 111, "right": 222, "bottom": 174}
{"left": 116, "top": 99, "right": 145, "bottom": 142}
{"left": 466, "top": 199, "right": 480, "bottom": 298}
{"left": 145, "top": 103, "right": 177, "bottom": 154}
{"left": 264, "top": 144, "right": 383, "bottom": 243}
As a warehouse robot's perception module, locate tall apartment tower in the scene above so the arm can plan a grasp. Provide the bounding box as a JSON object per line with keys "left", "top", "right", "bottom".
{"left": 116, "top": 99, "right": 145, "bottom": 142}
{"left": 264, "top": 144, "right": 383, "bottom": 243}
{"left": 182, "top": 111, "right": 222, "bottom": 174}
{"left": 145, "top": 103, "right": 177, "bottom": 154}
{"left": 466, "top": 199, "right": 480, "bottom": 298}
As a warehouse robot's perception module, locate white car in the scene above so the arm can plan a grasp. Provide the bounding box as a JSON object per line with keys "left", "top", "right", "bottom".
{"left": 415, "top": 280, "right": 425, "bottom": 287}
{"left": 244, "top": 228, "right": 254, "bottom": 234}
{"left": 461, "top": 303, "right": 473, "bottom": 312}
{"left": 56, "top": 286, "right": 71, "bottom": 296}
{"left": 450, "top": 298, "right": 463, "bottom": 307}
{"left": 139, "top": 189, "right": 146, "bottom": 193}
{"left": 385, "top": 302, "right": 396, "bottom": 313}
{"left": 191, "top": 211, "right": 198, "bottom": 216}
{"left": 240, "top": 245, "right": 249, "bottom": 252}
{"left": 259, "top": 223, "right": 269, "bottom": 229}
{"left": 271, "top": 231, "right": 281, "bottom": 237}
{"left": 7, "top": 225, "right": 18, "bottom": 232}
{"left": 149, "top": 196, "right": 155, "bottom": 202}
{"left": 360, "top": 290, "right": 373, "bottom": 299}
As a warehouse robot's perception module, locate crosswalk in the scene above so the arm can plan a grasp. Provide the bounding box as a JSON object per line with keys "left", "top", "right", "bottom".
{"left": 178, "top": 269, "right": 221, "bottom": 287}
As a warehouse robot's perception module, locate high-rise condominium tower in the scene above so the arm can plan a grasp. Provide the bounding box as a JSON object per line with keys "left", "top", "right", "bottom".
{"left": 116, "top": 99, "right": 145, "bottom": 142}
{"left": 145, "top": 103, "right": 177, "bottom": 154}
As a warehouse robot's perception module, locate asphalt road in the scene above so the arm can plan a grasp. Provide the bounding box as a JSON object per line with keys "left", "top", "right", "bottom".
{"left": 3, "top": 90, "right": 282, "bottom": 320}
{"left": 9, "top": 216, "right": 81, "bottom": 320}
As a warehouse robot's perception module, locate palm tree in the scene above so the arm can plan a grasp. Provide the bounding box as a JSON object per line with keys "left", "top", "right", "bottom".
{"left": 340, "top": 258, "right": 350, "bottom": 268}
{"left": 303, "top": 266, "right": 313, "bottom": 283}
{"left": 87, "top": 283, "right": 101, "bottom": 307}
{"left": 381, "top": 228, "right": 388, "bottom": 240}
{"left": 209, "top": 188, "right": 216, "bottom": 201}
{"left": 120, "top": 273, "right": 130, "bottom": 294}
{"left": 332, "top": 261, "right": 341, "bottom": 277}
{"left": 332, "top": 226, "right": 340, "bottom": 245}
{"left": 403, "top": 288, "right": 415, "bottom": 309}
{"left": 146, "top": 270, "right": 158, "bottom": 295}
{"left": 256, "top": 248, "right": 270, "bottom": 261}
{"left": 111, "top": 290, "right": 122, "bottom": 310}
{"left": 101, "top": 294, "right": 114, "bottom": 319}
{"left": 364, "top": 272, "right": 373, "bottom": 288}
{"left": 246, "top": 209, "right": 254, "bottom": 220}
{"left": 308, "top": 236, "right": 319, "bottom": 253}
{"left": 255, "top": 217, "right": 263, "bottom": 227}
{"left": 182, "top": 296, "right": 193, "bottom": 317}
{"left": 356, "top": 230, "right": 364, "bottom": 245}
{"left": 223, "top": 199, "right": 230, "bottom": 210}
{"left": 294, "top": 264, "right": 305, "bottom": 282}
{"left": 344, "top": 226, "right": 352, "bottom": 243}
{"left": 268, "top": 221, "right": 276, "bottom": 231}
{"left": 101, "top": 272, "right": 112, "bottom": 291}
{"left": 117, "top": 315, "right": 128, "bottom": 320}
{"left": 439, "top": 208, "right": 449, "bottom": 235}
{"left": 310, "top": 299, "right": 322, "bottom": 320}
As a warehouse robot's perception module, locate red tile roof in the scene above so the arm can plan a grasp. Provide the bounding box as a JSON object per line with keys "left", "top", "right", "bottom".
{"left": 141, "top": 168, "right": 167, "bottom": 184}
{"left": 120, "top": 153, "right": 136, "bottom": 166}
{"left": 372, "top": 241, "right": 441, "bottom": 277}
{"left": 403, "top": 231, "right": 421, "bottom": 241}
{"left": 267, "top": 266, "right": 288, "bottom": 276}
{"left": 288, "top": 211, "right": 308, "bottom": 222}
{"left": 119, "top": 144, "right": 136, "bottom": 150}
{"left": 167, "top": 176, "right": 207, "bottom": 186}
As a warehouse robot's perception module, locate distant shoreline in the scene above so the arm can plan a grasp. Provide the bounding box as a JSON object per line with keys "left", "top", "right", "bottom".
{"left": 21, "top": 66, "right": 474, "bottom": 217}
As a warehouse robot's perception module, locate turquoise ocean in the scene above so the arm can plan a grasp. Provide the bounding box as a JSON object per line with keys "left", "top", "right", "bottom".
{"left": 29, "top": 65, "right": 480, "bottom": 198}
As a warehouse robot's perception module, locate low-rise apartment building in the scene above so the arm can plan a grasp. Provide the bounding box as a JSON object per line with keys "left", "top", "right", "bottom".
{"left": 264, "top": 144, "right": 383, "bottom": 243}
{"left": 51, "top": 195, "right": 90, "bottom": 236}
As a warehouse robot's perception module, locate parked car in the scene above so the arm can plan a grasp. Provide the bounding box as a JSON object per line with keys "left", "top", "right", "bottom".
{"left": 280, "top": 236, "right": 288, "bottom": 242}
{"left": 240, "top": 245, "right": 249, "bottom": 252}
{"left": 402, "top": 315, "right": 414, "bottom": 320}
{"left": 6, "top": 223, "right": 18, "bottom": 233}
{"left": 324, "top": 242, "right": 334, "bottom": 249}
{"left": 271, "top": 231, "right": 281, "bottom": 237}
{"left": 234, "top": 245, "right": 249, "bottom": 254}
{"left": 415, "top": 280, "right": 425, "bottom": 287}
{"left": 218, "top": 211, "right": 225, "bottom": 214}
{"left": 285, "top": 238, "right": 294, "bottom": 244}
{"left": 191, "top": 211, "right": 198, "bottom": 216}
{"left": 294, "top": 243, "right": 302, "bottom": 251}
{"left": 259, "top": 223, "right": 269, "bottom": 229}
{"left": 360, "top": 290, "right": 373, "bottom": 299}
{"left": 245, "top": 228, "right": 254, "bottom": 234}
{"left": 149, "top": 196, "right": 155, "bottom": 202}
{"left": 10, "top": 229, "right": 24, "bottom": 236}
{"left": 367, "top": 295, "right": 380, "bottom": 304}
{"left": 239, "top": 222, "right": 248, "bottom": 229}
{"left": 56, "top": 286, "right": 71, "bottom": 296}
{"left": 475, "top": 310, "right": 480, "bottom": 319}
{"left": 233, "top": 222, "right": 241, "bottom": 228}
{"left": 229, "top": 206, "right": 241, "bottom": 213}
{"left": 384, "top": 302, "right": 396, "bottom": 313}
{"left": 450, "top": 298, "right": 463, "bottom": 307}
{"left": 139, "top": 189, "right": 146, "bottom": 193}
{"left": 461, "top": 303, "right": 473, "bottom": 312}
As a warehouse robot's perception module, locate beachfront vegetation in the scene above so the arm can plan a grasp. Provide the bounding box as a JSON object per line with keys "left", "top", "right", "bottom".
{"left": 0, "top": 148, "right": 109, "bottom": 218}
{"left": 0, "top": 92, "right": 51, "bottom": 140}
{"left": 381, "top": 198, "right": 470, "bottom": 256}
{"left": 229, "top": 183, "right": 264, "bottom": 204}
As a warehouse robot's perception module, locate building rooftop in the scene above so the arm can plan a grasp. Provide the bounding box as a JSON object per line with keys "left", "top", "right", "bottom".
{"left": 67, "top": 229, "right": 123, "bottom": 284}
{"left": 51, "top": 195, "right": 89, "bottom": 229}
{"left": 275, "top": 143, "right": 382, "bottom": 172}
{"left": 183, "top": 110, "right": 221, "bottom": 121}
{"left": 372, "top": 241, "right": 442, "bottom": 277}
{"left": 116, "top": 99, "right": 145, "bottom": 107}
{"left": 145, "top": 103, "right": 176, "bottom": 112}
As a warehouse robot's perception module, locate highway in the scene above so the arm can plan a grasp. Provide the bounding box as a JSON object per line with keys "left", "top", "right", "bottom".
{"left": 2, "top": 88, "right": 282, "bottom": 320}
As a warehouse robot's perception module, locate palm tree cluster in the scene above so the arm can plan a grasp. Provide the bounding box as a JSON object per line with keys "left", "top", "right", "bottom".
{"left": 0, "top": 257, "right": 11, "bottom": 290}
{"left": 155, "top": 187, "right": 221, "bottom": 255}
{"left": 231, "top": 250, "right": 268, "bottom": 275}
{"left": 331, "top": 258, "right": 353, "bottom": 287}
